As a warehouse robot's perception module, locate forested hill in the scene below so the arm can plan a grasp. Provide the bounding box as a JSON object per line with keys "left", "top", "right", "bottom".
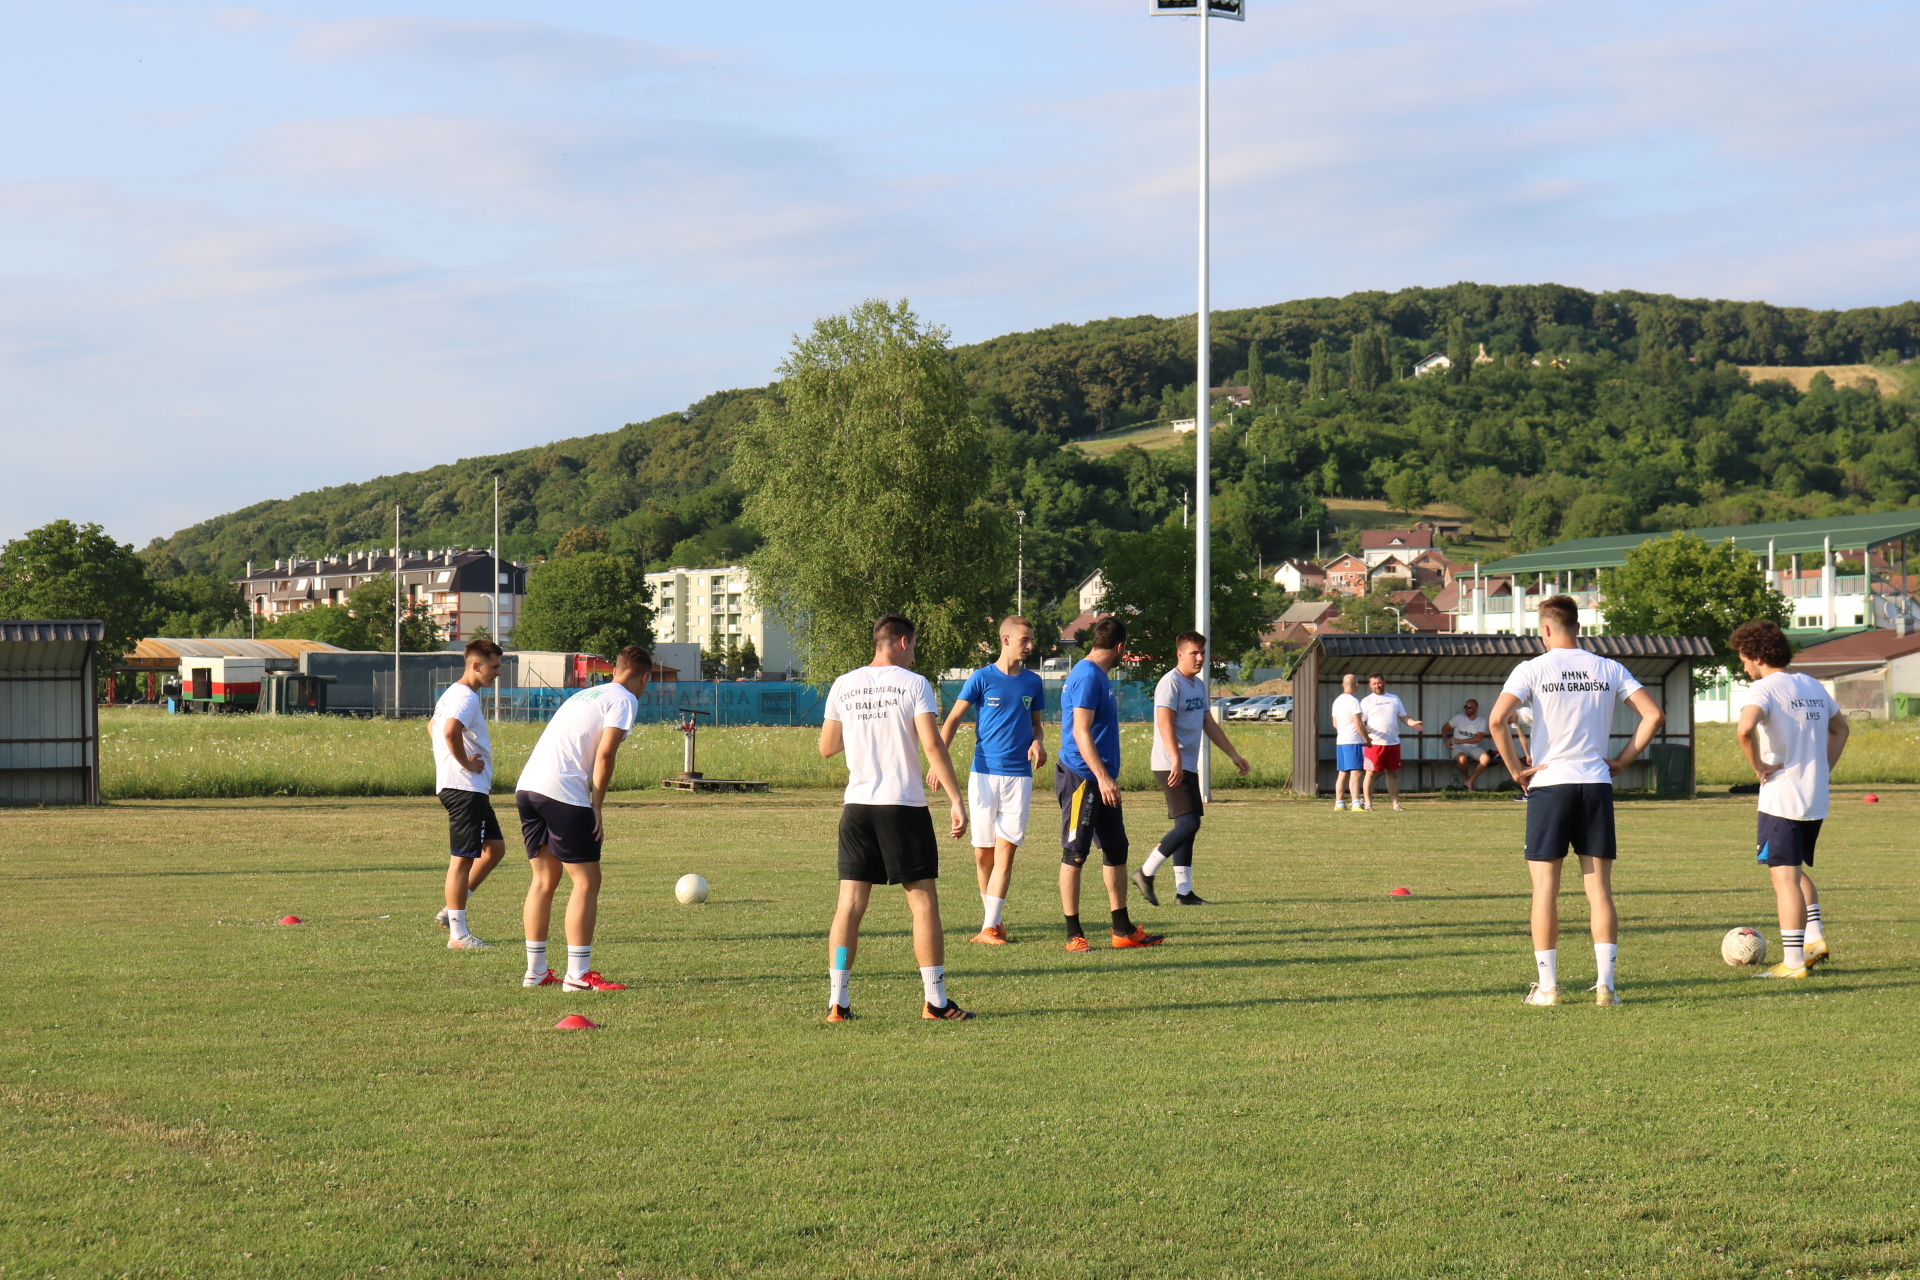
{"left": 150, "top": 282, "right": 1920, "bottom": 619}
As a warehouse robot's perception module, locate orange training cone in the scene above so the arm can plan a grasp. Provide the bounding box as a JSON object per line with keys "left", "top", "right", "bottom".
{"left": 1389, "top": 887, "right": 1412, "bottom": 897}
{"left": 1864, "top": 793, "right": 1880, "bottom": 803}
{"left": 554, "top": 1014, "right": 598, "bottom": 1031}
{"left": 279, "top": 915, "right": 302, "bottom": 924}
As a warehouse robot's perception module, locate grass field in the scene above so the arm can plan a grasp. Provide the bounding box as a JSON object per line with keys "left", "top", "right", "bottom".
{"left": 5, "top": 787, "right": 1918, "bottom": 1277}
{"left": 98, "top": 706, "right": 1920, "bottom": 799}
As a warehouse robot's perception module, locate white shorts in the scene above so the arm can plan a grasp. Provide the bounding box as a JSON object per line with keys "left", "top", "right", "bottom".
{"left": 967, "top": 772, "right": 1032, "bottom": 847}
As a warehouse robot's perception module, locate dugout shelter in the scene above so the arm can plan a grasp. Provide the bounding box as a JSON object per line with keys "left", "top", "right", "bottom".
{"left": 0, "top": 620, "right": 103, "bottom": 806}
{"left": 1290, "top": 633, "right": 1711, "bottom": 797}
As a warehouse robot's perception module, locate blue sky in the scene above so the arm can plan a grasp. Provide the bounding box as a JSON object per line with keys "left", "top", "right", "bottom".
{"left": 3, "top": 1, "right": 1917, "bottom": 548}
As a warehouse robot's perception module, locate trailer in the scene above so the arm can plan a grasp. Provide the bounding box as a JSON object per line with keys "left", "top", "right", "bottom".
{"left": 173, "top": 655, "right": 265, "bottom": 713}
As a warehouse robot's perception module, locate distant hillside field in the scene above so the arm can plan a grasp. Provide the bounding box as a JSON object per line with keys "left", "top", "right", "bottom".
{"left": 1740, "top": 364, "right": 1910, "bottom": 397}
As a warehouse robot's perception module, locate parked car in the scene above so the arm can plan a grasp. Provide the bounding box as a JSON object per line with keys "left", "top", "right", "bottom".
{"left": 1212, "top": 696, "right": 1253, "bottom": 715}
{"left": 1260, "top": 695, "right": 1295, "bottom": 723}
{"left": 1226, "top": 695, "right": 1281, "bottom": 721}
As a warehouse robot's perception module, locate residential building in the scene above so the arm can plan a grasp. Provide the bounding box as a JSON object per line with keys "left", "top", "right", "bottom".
{"left": 1697, "top": 628, "right": 1920, "bottom": 723}
{"left": 1275, "top": 601, "right": 1340, "bottom": 632}
{"left": 1388, "top": 589, "right": 1451, "bottom": 633}
{"left": 1407, "top": 548, "right": 1458, "bottom": 586}
{"left": 1074, "top": 571, "right": 1106, "bottom": 614}
{"left": 1368, "top": 555, "right": 1414, "bottom": 589}
{"left": 1321, "top": 553, "right": 1371, "bottom": 596}
{"left": 1271, "top": 559, "right": 1327, "bottom": 594}
{"left": 233, "top": 549, "right": 526, "bottom": 644}
{"left": 1358, "top": 529, "right": 1435, "bottom": 568}
{"left": 1412, "top": 353, "right": 1451, "bottom": 377}
{"left": 643, "top": 564, "right": 797, "bottom": 676}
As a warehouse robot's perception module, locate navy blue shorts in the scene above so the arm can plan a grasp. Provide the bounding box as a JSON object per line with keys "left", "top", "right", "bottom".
{"left": 1524, "top": 783, "right": 1617, "bottom": 861}
{"left": 1757, "top": 813, "right": 1821, "bottom": 867}
{"left": 1057, "top": 764, "right": 1128, "bottom": 867}
{"left": 438, "top": 788, "right": 501, "bottom": 858}
{"left": 1336, "top": 744, "right": 1364, "bottom": 772}
{"left": 515, "top": 790, "right": 601, "bottom": 864}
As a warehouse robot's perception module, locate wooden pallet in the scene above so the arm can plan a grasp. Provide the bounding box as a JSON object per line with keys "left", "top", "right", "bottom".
{"left": 660, "top": 777, "right": 769, "bottom": 794}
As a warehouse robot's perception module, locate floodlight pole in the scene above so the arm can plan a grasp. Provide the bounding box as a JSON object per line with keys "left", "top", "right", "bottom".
{"left": 1017, "top": 508, "right": 1026, "bottom": 616}
{"left": 491, "top": 468, "right": 503, "bottom": 721}
{"left": 393, "top": 504, "right": 402, "bottom": 719}
{"left": 1194, "top": 2, "right": 1216, "bottom": 799}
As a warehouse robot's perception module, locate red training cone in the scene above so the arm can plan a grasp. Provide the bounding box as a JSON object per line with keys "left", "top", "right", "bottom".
{"left": 1864, "top": 793, "right": 1880, "bottom": 803}
{"left": 1389, "top": 887, "right": 1412, "bottom": 897}
{"left": 279, "top": 915, "right": 302, "bottom": 924}
{"left": 554, "top": 1014, "right": 598, "bottom": 1031}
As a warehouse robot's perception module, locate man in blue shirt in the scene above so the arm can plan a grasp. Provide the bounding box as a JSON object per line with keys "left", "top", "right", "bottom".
{"left": 933, "top": 616, "right": 1047, "bottom": 945}
{"left": 1055, "top": 615, "right": 1164, "bottom": 952}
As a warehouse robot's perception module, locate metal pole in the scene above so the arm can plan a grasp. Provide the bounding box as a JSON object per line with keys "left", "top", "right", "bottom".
{"left": 492, "top": 472, "right": 501, "bottom": 721}
{"left": 393, "top": 504, "right": 402, "bottom": 719}
{"left": 1017, "top": 509, "right": 1026, "bottom": 616}
{"left": 1195, "top": 2, "right": 1212, "bottom": 801}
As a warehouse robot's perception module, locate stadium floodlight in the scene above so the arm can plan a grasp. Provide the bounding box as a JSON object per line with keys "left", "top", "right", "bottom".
{"left": 1151, "top": 0, "right": 1242, "bottom": 799}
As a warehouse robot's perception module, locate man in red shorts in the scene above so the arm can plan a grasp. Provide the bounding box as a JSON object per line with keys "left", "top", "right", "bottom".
{"left": 1359, "top": 672, "right": 1422, "bottom": 812}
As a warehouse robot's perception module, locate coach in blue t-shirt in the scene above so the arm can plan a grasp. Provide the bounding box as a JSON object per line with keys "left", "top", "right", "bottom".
{"left": 1053, "top": 615, "right": 1161, "bottom": 952}
{"left": 933, "top": 616, "right": 1047, "bottom": 945}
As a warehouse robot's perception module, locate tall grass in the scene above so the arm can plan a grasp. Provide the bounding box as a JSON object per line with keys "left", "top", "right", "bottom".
{"left": 97, "top": 708, "right": 1299, "bottom": 800}
{"left": 1695, "top": 718, "right": 1920, "bottom": 786}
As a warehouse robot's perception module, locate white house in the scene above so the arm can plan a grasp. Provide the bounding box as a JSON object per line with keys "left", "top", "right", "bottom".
{"left": 1412, "top": 352, "right": 1451, "bottom": 377}
{"left": 1074, "top": 570, "right": 1106, "bottom": 614}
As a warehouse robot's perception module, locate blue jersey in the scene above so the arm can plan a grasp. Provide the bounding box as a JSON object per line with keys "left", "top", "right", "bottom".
{"left": 958, "top": 664, "right": 1046, "bottom": 777}
{"left": 1057, "top": 658, "right": 1120, "bottom": 778}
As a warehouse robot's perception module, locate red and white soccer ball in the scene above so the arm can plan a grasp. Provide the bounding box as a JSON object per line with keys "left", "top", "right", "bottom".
{"left": 1721, "top": 927, "right": 1768, "bottom": 967}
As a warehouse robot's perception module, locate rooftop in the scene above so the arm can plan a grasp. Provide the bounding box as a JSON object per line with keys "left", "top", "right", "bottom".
{"left": 1481, "top": 510, "right": 1920, "bottom": 577}
{"left": 1791, "top": 628, "right": 1920, "bottom": 667}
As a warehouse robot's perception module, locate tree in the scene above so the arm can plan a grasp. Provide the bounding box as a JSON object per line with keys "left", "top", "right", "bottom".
{"left": 1095, "top": 521, "right": 1267, "bottom": 683}
{"left": 736, "top": 637, "right": 761, "bottom": 679}
{"left": 514, "top": 553, "right": 654, "bottom": 660}
{"left": 343, "top": 574, "right": 443, "bottom": 652}
{"left": 1348, "top": 328, "right": 1390, "bottom": 393}
{"left": 1336, "top": 588, "right": 1411, "bottom": 635}
{"left": 150, "top": 572, "right": 249, "bottom": 637}
{"left": 734, "top": 299, "right": 1009, "bottom": 684}
{"left": 553, "top": 525, "right": 611, "bottom": 558}
{"left": 1560, "top": 491, "right": 1637, "bottom": 540}
{"left": 260, "top": 604, "right": 375, "bottom": 650}
{"left": 0, "top": 520, "right": 153, "bottom": 666}
{"left": 1306, "top": 339, "right": 1331, "bottom": 401}
{"left": 1598, "top": 532, "right": 1788, "bottom": 678}
{"left": 1384, "top": 468, "right": 1430, "bottom": 517}
{"left": 1245, "top": 340, "right": 1268, "bottom": 406}
{"left": 1455, "top": 467, "right": 1518, "bottom": 538}
{"left": 1445, "top": 316, "right": 1472, "bottom": 385}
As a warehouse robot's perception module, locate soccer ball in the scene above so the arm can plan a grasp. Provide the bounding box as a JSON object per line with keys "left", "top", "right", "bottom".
{"left": 675, "top": 873, "right": 710, "bottom": 905}
{"left": 1721, "top": 927, "right": 1767, "bottom": 967}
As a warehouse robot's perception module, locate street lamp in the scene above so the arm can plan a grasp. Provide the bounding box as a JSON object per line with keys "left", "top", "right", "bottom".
{"left": 1152, "top": 0, "right": 1243, "bottom": 800}
{"left": 1016, "top": 509, "right": 1027, "bottom": 616}
{"left": 489, "top": 467, "right": 504, "bottom": 720}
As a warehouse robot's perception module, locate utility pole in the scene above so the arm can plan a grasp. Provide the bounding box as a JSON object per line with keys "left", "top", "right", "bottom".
{"left": 393, "top": 504, "right": 402, "bottom": 719}
{"left": 1016, "top": 508, "right": 1027, "bottom": 616}
{"left": 490, "top": 468, "right": 504, "bottom": 721}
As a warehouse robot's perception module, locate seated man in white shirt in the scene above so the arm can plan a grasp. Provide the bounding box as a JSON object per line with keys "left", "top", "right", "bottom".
{"left": 1444, "top": 699, "right": 1494, "bottom": 791}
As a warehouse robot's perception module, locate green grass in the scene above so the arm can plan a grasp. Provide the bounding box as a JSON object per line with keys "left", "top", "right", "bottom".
{"left": 4, "top": 788, "right": 1918, "bottom": 1277}
{"left": 1697, "top": 719, "right": 1920, "bottom": 786}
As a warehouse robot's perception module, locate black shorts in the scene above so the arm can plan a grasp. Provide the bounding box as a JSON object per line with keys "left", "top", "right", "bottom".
{"left": 515, "top": 790, "right": 601, "bottom": 864}
{"left": 1524, "top": 783, "right": 1617, "bottom": 861}
{"left": 1057, "top": 763, "right": 1129, "bottom": 867}
{"left": 438, "top": 788, "right": 501, "bottom": 858}
{"left": 837, "top": 804, "right": 939, "bottom": 885}
{"left": 1757, "top": 813, "right": 1821, "bottom": 867}
{"left": 1153, "top": 769, "right": 1204, "bottom": 820}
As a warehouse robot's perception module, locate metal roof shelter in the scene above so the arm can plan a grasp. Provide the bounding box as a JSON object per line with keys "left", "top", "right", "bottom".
{"left": 0, "top": 621, "right": 103, "bottom": 806}
{"left": 1291, "top": 633, "right": 1712, "bottom": 797}
{"left": 1480, "top": 510, "right": 1920, "bottom": 577}
{"left": 123, "top": 637, "right": 344, "bottom": 671}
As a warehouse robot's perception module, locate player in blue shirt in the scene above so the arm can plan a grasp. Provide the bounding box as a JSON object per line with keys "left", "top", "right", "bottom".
{"left": 932, "top": 616, "right": 1047, "bottom": 944}
{"left": 1055, "top": 615, "right": 1163, "bottom": 952}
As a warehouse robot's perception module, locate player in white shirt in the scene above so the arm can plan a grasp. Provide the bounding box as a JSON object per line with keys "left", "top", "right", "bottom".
{"left": 430, "top": 639, "right": 505, "bottom": 948}
{"left": 1359, "top": 674, "right": 1423, "bottom": 812}
{"left": 1132, "top": 631, "right": 1249, "bottom": 907}
{"left": 1490, "top": 596, "right": 1664, "bottom": 1007}
{"left": 1731, "top": 619, "right": 1849, "bottom": 979}
{"left": 1443, "top": 699, "right": 1494, "bottom": 791}
{"left": 514, "top": 646, "right": 652, "bottom": 993}
{"left": 820, "top": 614, "right": 972, "bottom": 1023}
{"left": 1329, "top": 673, "right": 1366, "bottom": 810}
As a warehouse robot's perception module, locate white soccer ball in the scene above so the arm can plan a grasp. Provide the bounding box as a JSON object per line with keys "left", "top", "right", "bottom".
{"left": 1721, "top": 927, "right": 1768, "bottom": 967}
{"left": 675, "top": 873, "right": 710, "bottom": 905}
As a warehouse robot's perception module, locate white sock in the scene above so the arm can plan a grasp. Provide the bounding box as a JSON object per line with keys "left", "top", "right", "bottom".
{"left": 1782, "top": 929, "right": 1805, "bottom": 969}
{"left": 524, "top": 940, "right": 547, "bottom": 979}
{"left": 566, "top": 944, "right": 592, "bottom": 981}
{"left": 1174, "top": 865, "right": 1194, "bottom": 895}
{"left": 447, "top": 908, "right": 469, "bottom": 938}
{"left": 981, "top": 894, "right": 1006, "bottom": 929}
{"left": 829, "top": 968, "right": 851, "bottom": 1009}
{"left": 1141, "top": 847, "right": 1169, "bottom": 877}
{"left": 1804, "top": 902, "right": 1824, "bottom": 943}
{"left": 920, "top": 965, "right": 947, "bottom": 1008}
{"left": 1595, "top": 942, "right": 1617, "bottom": 989}
{"left": 1534, "top": 948, "right": 1558, "bottom": 989}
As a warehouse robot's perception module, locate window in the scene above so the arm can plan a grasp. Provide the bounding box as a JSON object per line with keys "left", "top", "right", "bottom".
{"left": 435, "top": 570, "right": 452, "bottom": 583}
{"left": 727, "top": 594, "right": 740, "bottom": 607}
{"left": 295, "top": 578, "right": 309, "bottom": 590}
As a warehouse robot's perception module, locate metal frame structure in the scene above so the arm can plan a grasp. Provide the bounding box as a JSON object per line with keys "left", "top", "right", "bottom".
{"left": 1291, "top": 633, "right": 1711, "bottom": 797}
{"left": 0, "top": 620, "right": 103, "bottom": 806}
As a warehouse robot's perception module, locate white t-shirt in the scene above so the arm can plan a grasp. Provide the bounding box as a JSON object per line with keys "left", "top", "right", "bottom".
{"left": 1151, "top": 669, "right": 1209, "bottom": 771}
{"left": 824, "top": 665, "right": 940, "bottom": 807}
{"left": 517, "top": 683, "right": 639, "bottom": 808}
{"left": 1739, "top": 670, "right": 1833, "bottom": 821}
{"left": 431, "top": 683, "right": 492, "bottom": 793}
{"left": 1499, "top": 649, "right": 1643, "bottom": 788}
{"left": 1331, "top": 692, "right": 1366, "bottom": 746}
{"left": 1360, "top": 692, "right": 1408, "bottom": 746}
{"left": 1446, "top": 713, "right": 1489, "bottom": 750}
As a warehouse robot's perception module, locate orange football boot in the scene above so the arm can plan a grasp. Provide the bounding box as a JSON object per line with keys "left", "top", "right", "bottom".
{"left": 1064, "top": 935, "right": 1091, "bottom": 953}
{"left": 970, "top": 925, "right": 1009, "bottom": 945}
{"left": 1111, "top": 926, "right": 1166, "bottom": 948}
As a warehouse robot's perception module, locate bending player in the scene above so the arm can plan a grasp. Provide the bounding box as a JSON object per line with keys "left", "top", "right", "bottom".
{"left": 515, "top": 645, "right": 652, "bottom": 992}
{"left": 1731, "top": 619, "right": 1848, "bottom": 978}
{"left": 821, "top": 614, "right": 973, "bottom": 1023}
{"left": 1133, "top": 631, "right": 1249, "bottom": 907}
{"left": 1490, "top": 596, "right": 1663, "bottom": 1007}
{"left": 1055, "top": 615, "right": 1162, "bottom": 952}
{"left": 431, "top": 638, "right": 506, "bottom": 948}
{"left": 1330, "top": 672, "right": 1366, "bottom": 811}
{"left": 931, "top": 615, "right": 1046, "bottom": 944}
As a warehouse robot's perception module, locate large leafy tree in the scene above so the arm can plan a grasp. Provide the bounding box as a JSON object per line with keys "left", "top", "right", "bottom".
{"left": 260, "top": 604, "right": 376, "bottom": 650}
{"left": 513, "top": 553, "right": 653, "bottom": 660}
{"left": 346, "top": 574, "right": 442, "bottom": 651}
{"left": 734, "top": 299, "right": 1009, "bottom": 684}
{"left": 0, "top": 520, "right": 153, "bottom": 664}
{"left": 1094, "top": 521, "right": 1267, "bottom": 683}
{"left": 1598, "top": 531, "right": 1787, "bottom": 677}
